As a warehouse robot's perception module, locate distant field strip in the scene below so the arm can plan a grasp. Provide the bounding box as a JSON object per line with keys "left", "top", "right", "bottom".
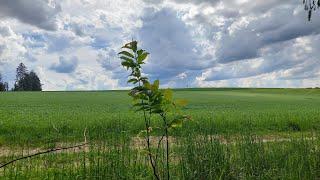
{"left": 0, "top": 89, "right": 320, "bottom": 179}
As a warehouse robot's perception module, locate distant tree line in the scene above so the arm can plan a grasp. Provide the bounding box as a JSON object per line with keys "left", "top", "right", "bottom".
{"left": 0, "top": 74, "right": 9, "bottom": 91}
{"left": 304, "top": 0, "right": 320, "bottom": 20}
{"left": 0, "top": 63, "right": 42, "bottom": 92}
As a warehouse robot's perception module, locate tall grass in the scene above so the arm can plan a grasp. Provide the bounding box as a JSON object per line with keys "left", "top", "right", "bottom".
{"left": 1, "top": 132, "right": 319, "bottom": 179}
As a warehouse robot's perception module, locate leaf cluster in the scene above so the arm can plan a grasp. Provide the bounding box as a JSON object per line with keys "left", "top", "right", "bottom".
{"left": 119, "top": 41, "right": 149, "bottom": 84}
{"left": 119, "top": 41, "right": 190, "bottom": 129}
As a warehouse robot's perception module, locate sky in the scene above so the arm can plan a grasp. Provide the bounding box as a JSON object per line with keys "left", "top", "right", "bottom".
{"left": 0, "top": 0, "right": 319, "bottom": 91}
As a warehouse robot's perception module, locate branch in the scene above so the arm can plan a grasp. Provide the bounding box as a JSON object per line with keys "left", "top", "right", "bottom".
{"left": 0, "top": 128, "right": 88, "bottom": 169}
{"left": 0, "top": 143, "right": 88, "bottom": 169}
{"left": 155, "top": 133, "right": 165, "bottom": 162}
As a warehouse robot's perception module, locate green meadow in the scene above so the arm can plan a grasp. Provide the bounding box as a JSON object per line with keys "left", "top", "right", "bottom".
{"left": 0, "top": 88, "right": 320, "bottom": 179}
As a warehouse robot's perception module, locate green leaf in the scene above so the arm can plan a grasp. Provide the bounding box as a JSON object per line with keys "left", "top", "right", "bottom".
{"left": 137, "top": 49, "right": 144, "bottom": 56}
{"left": 133, "top": 102, "right": 149, "bottom": 107}
{"left": 132, "top": 86, "right": 145, "bottom": 91}
{"left": 164, "top": 89, "right": 173, "bottom": 101}
{"left": 122, "top": 41, "right": 137, "bottom": 52}
{"left": 133, "top": 70, "right": 141, "bottom": 78}
{"left": 138, "top": 52, "right": 149, "bottom": 64}
{"left": 122, "top": 42, "right": 132, "bottom": 50}
{"left": 140, "top": 77, "right": 149, "bottom": 84}
{"left": 131, "top": 41, "right": 137, "bottom": 52}
{"left": 120, "top": 56, "right": 134, "bottom": 63}
{"left": 169, "top": 115, "right": 192, "bottom": 129}
{"left": 175, "top": 99, "right": 188, "bottom": 107}
{"left": 121, "top": 61, "right": 131, "bottom": 69}
{"left": 135, "top": 106, "right": 150, "bottom": 112}
{"left": 118, "top": 51, "right": 134, "bottom": 58}
{"left": 144, "top": 81, "right": 151, "bottom": 89}
{"left": 127, "top": 78, "right": 138, "bottom": 84}
{"left": 137, "top": 130, "right": 147, "bottom": 137}
{"left": 152, "top": 80, "right": 159, "bottom": 91}
{"left": 169, "top": 119, "right": 183, "bottom": 129}
{"left": 151, "top": 109, "right": 163, "bottom": 114}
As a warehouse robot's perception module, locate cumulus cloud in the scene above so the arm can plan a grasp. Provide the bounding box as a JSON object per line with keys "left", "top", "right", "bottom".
{"left": 66, "top": 67, "right": 118, "bottom": 90}
{"left": 0, "top": 23, "right": 26, "bottom": 64}
{"left": 138, "top": 8, "right": 213, "bottom": 82}
{"left": 0, "top": 0, "right": 61, "bottom": 31}
{"left": 97, "top": 47, "right": 131, "bottom": 88}
{"left": 50, "top": 56, "right": 78, "bottom": 73}
{"left": 46, "top": 33, "right": 74, "bottom": 52}
{"left": 0, "top": 25, "right": 11, "bottom": 37}
{"left": 198, "top": 34, "right": 320, "bottom": 87}
{"left": 97, "top": 48, "right": 121, "bottom": 72}
{"left": 67, "top": 22, "right": 87, "bottom": 36}
{"left": 216, "top": 5, "right": 320, "bottom": 63}
{"left": 168, "top": 0, "right": 320, "bottom": 87}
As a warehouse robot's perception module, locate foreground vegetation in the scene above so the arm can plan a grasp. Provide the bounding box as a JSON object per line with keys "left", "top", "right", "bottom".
{"left": 0, "top": 88, "right": 320, "bottom": 179}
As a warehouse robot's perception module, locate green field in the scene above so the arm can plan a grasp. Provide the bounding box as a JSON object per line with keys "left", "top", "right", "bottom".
{"left": 1, "top": 88, "right": 320, "bottom": 179}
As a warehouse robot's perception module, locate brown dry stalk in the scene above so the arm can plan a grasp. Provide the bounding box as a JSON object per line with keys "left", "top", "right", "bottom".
{"left": 0, "top": 128, "right": 88, "bottom": 169}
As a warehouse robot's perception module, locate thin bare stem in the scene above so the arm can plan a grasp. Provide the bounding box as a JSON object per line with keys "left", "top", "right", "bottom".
{"left": 0, "top": 128, "right": 88, "bottom": 169}
{"left": 143, "top": 108, "right": 160, "bottom": 180}
{"left": 0, "top": 143, "right": 88, "bottom": 169}
{"left": 155, "top": 133, "right": 165, "bottom": 162}
{"left": 160, "top": 113, "right": 170, "bottom": 180}
{"left": 138, "top": 64, "right": 160, "bottom": 180}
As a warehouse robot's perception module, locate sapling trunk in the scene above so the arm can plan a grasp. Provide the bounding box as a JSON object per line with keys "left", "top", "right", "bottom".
{"left": 139, "top": 74, "right": 160, "bottom": 180}
{"left": 143, "top": 105, "right": 160, "bottom": 180}
{"left": 119, "top": 41, "right": 189, "bottom": 180}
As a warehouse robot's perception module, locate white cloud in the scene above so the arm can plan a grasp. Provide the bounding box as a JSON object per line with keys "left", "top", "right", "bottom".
{"left": 50, "top": 56, "right": 79, "bottom": 73}
{"left": 1, "top": 0, "right": 320, "bottom": 90}
{"left": 0, "top": 0, "right": 61, "bottom": 31}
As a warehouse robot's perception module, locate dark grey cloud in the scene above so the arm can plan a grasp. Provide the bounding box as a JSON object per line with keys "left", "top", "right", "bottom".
{"left": 50, "top": 56, "right": 78, "bottom": 73}
{"left": 138, "top": 8, "right": 213, "bottom": 82}
{"left": 0, "top": 0, "right": 61, "bottom": 31}
{"left": 216, "top": 3, "right": 320, "bottom": 63}
{"left": 97, "top": 8, "right": 214, "bottom": 87}
{"left": 171, "top": 0, "right": 319, "bottom": 65}
{"left": 204, "top": 33, "right": 320, "bottom": 81}
{"left": 160, "top": 1, "right": 320, "bottom": 84}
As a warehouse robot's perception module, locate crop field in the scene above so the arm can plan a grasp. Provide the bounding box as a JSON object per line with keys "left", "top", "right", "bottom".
{"left": 0, "top": 88, "right": 320, "bottom": 179}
